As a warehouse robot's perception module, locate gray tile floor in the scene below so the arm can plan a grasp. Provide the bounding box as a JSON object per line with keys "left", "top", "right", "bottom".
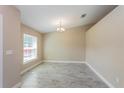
{"left": 21, "top": 62, "right": 109, "bottom": 88}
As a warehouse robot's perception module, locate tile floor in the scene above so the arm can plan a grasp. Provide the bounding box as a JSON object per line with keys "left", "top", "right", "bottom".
{"left": 21, "top": 62, "right": 108, "bottom": 88}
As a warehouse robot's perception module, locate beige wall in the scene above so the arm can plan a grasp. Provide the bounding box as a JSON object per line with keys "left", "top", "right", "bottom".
{"left": 21, "top": 24, "right": 43, "bottom": 71}
{"left": 43, "top": 25, "right": 91, "bottom": 61}
{"left": 0, "top": 6, "right": 21, "bottom": 88}
{"left": 0, "top": 15, "right": 3, "bottom": 87}
{"left": 86, "top": 6, "right": 124, "bottom": 87}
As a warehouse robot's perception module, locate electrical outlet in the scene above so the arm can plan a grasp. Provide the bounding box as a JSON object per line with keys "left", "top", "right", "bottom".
{"left": 116, "top": 77, "right": 119, "bottom": 83}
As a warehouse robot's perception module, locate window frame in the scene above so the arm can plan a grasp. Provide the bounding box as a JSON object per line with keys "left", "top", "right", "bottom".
{"left": 23, "top": 33, "right": 38, "bottom": 64}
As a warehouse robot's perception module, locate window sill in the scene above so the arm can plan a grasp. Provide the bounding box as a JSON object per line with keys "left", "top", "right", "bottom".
{"left": 23, "top": 58, "right": 38, "bottom": 65}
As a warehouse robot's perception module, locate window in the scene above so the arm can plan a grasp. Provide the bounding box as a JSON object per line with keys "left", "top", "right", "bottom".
{"left": 23, "top": 34, "right": 37, "bottom": 63}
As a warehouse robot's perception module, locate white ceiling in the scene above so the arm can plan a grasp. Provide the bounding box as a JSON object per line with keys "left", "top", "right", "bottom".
{"left": 15, "top": 5, "right": 116, "bottom": 33}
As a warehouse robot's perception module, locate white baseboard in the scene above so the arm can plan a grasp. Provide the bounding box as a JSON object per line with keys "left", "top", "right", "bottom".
{"left": 85, "top": 62, "right": 114, "bottom": 88}
{"left": 12, "top": 82, "right": 21, "bottom": 88}
{"left": 21, "top": 61, "right": 43, "bottom": 75}
{"left": 43, "top": 60, "right": 86, "bottom": 63}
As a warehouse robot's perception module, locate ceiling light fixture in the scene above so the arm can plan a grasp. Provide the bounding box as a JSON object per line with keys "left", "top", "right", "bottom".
{"left": 56, "top": 19, "right": 65, "bottom": 32}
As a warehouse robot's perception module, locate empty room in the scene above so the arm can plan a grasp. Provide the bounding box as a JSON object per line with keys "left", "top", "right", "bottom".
{"left": 0, "top": 4, "right": 124, "bottom": 88}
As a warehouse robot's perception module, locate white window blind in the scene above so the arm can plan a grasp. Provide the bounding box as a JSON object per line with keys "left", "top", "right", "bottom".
{"left": 23, "top": 34, "right": 37, "bottom": 63}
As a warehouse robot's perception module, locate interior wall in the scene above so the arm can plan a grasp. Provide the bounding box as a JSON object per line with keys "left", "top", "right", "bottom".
{"left": 43, "top": 25, "right": 91, "bottom": 62}
{"left": 86, "top": 6, "right": 124, "bottom": 87}
{"left": 21, "top": 24, "right": 43, "bottom": 71}
{"left": 0, "top": 6, "right": 21, "bottom": 88}
{"left": 0, "top": 15, "right": 3, "bottom": 88}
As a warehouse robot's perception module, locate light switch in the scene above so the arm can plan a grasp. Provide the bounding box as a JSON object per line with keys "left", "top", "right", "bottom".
{"left": 6, "top": 50, "right": 13, "bottom": 55}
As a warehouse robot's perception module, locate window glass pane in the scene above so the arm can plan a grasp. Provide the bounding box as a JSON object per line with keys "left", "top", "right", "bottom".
{"left": 23, "top": 34, "right": 37, "bottom": 63}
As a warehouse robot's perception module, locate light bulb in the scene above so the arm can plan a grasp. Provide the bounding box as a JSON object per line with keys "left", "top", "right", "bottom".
{"left": 57, "top": 27, "right": 60, "bottom": 31}
{"left": 61, "top": 28, "right": 65, "bottom": 31}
